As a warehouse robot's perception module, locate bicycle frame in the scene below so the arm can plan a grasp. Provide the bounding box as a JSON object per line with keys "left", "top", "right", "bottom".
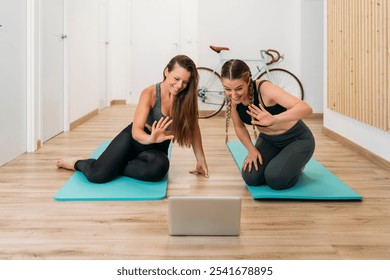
{"left": 252, "top": 50, "right": 284, "bottom": 80}
{"left": 197, "top": 46, "right": 303, "bottom": 118}
{"left": 204, "top": 49, "right": 283, "bottom": 84}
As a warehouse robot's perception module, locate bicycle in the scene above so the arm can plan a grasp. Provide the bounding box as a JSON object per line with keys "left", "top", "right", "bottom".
{"left": 197, "top": 45, "right": 304, "bottom": 118}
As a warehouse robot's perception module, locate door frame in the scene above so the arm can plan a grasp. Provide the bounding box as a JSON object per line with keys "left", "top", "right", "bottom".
{"left": 63, "top": 0, "right": 69, "bottom": 132}
{"left": 26, "top": 0, "right": 69, "bottom": 152}
{"left": 26, "top": 0, "right": 36, "bottom": 152}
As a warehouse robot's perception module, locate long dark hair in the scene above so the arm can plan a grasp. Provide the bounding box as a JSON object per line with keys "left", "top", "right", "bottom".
{"left": 221, "top": 59, "right": 257, "bottom": 143}
{"left": 164, "top": 55, "right": 199, "bottom": 147}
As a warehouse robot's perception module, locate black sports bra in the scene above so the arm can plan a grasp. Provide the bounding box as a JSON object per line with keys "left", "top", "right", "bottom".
{"left": 236, "top": 80, "right": 287, "bottom": 125}
{"left": 146, "top": 83, "right": 166, "bottom": 126}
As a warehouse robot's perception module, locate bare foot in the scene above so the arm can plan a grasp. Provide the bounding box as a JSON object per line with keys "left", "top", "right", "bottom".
{"left": 56, "top": 157, "right": 85, "bottom": 171}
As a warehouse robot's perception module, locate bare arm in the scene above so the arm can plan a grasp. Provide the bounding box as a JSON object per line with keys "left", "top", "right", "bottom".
{"left": 264, "top": 81, "right": 312, "bottom": 121}
{"left": 132, "top": 87, "right": 174, "bottom": 144}
{"left": 189, "top": 121, "right": 209, "bottom": 178}
{"left": 231, "top": 104, "right": 263, "bottom": 171}
{"left": 231, "top": 105, "right": 254, "bottom": 149}
{"left": 248, "top": 81, "right": 312, "bottom": 128}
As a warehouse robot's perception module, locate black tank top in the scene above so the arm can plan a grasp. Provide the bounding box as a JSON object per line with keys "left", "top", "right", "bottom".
{"left": 146, "top": 83, "right": 166, "bottom": 126}
{"left": 236, "top": 80, "right": 287, "bottom": 125}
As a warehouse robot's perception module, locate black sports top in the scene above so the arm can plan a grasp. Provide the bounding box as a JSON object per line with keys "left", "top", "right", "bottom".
{"left": 236, "top": 80, "right": 287, "bottom": 125}
{"left": 146, "top": 83, "right": 166, "bottom": 126}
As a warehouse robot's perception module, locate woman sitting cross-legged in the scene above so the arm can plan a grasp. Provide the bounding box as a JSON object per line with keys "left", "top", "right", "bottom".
{"left": 57, "top": 55, "right": 209, "bottom": 183}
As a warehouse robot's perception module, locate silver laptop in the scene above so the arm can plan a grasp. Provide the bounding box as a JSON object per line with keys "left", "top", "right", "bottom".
{"left": 168, "top": 196, "right": 241, "bottom": 236}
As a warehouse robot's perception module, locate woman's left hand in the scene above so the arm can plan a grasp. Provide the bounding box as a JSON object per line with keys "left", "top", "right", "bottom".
{"left": 247, "top": 103, "right": 276, "bottom": 127}
{"left": 189, "top": 159, "right": 209, "bottom": 178}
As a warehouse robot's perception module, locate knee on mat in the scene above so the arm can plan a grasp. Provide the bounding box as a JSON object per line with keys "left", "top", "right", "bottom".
{"left": 87, "top": 172, "right": 113, "bottom": 184}
{"left": 75, "top": 160, "right": 113, "bottom": 184}
{"left": 264, "top": 171, "right": 297, "bottom": 190}
{"left": 242, "top": 170, "right": 265, "bottom": 186}
{"left": 139, "top": 150, "right": 170, "bottom": 182}
{"left": 146, "top": 160, "right": 169, "bottom": 182}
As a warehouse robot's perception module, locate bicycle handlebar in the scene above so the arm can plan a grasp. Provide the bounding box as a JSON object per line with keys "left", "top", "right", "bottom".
{"left": 261, "top": 49, "right": 283, "bottom": 65}
{"left": 208, "top": 45, "right": 283, "bottom": 66}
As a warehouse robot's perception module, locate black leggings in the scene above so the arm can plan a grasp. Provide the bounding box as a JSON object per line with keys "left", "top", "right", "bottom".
{"left": 75, "top": 123, "right": 170, "bottom": 183}
{"left": 242, "top": 120, "right": 315, "bottom": 190}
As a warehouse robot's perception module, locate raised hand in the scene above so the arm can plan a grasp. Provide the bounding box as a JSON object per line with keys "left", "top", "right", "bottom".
{"left": 149, "top": 117, "right": 174, "bottom": 143}
{"left": 247, "top": 103, "right": 276, "bottom": 127}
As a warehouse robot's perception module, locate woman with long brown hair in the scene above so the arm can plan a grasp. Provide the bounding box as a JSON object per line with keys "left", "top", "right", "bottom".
{"left": 57, "top": 55, "right": 209, "bottom": 182}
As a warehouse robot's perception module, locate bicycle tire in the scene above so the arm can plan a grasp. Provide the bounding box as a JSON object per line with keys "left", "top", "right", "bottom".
{"left": 197, "top": 67, "right": 225, "bottom": 118}
{"left": 258, "top": 68, "right": 304, "bottom": 100}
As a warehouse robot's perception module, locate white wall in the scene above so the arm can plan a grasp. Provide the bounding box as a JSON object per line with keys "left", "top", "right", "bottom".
{"left": 323, "top": 0, "right": 390, "bottom": 163}
{"left": 324, "top": 111, "right": 390, "bottom": 161}
{"left": 179, "top": 0, "right": 198, "bottom": 62}
{"left": 107, "top": 0, "right": 131, "bottom": 103}
{"left": 109, "top": 0, "right": 325, "bottom": 112}
{"left": 0, "top": 0, "right": 27, "bottom": 166}
{"left": 197, "top": 0, "right": 302, "bottom": 80}
{"left": 107, "top": 0, "right": 198, "bottom": 103}
{"left": 301, "top": 0, "right": 323, "bottom": 113}
{"left": 195, "top": 0, "right": 323, "bottom": 113}
{"left": 97, "top": 0, "right": 108, "bottom": 108}
{"left": 67, "top": 0, "right": 100, "bottom": 123}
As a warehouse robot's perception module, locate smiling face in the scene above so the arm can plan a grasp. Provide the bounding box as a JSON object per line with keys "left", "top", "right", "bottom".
{"left": 164, "top": 63, "right": 191, "bottom": 96}
{"left": 222, "top": 78, "right": 250, "bottom": 105}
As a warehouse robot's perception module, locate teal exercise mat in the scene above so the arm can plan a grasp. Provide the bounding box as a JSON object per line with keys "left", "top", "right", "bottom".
{"left": 54, "top": 140, "right": 170, "bottom": 201}
{"left": 226, "top": 140, "right": 363, "bottom": 200}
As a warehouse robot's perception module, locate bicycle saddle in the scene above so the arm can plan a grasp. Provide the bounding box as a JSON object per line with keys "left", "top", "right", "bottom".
{"left": 210, "top": 45, "right": 230, "bottom": 53}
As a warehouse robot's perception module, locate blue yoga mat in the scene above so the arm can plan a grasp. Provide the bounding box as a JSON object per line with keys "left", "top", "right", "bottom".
{"left": 227, "top": 140, "right": 362, "bottom": 200}
{"left": 54, "top": 140, "right": 170, "bottom": 201}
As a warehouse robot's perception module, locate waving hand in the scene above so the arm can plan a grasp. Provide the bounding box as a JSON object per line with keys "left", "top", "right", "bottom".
{"left": 149, "top": 117, "right": 174, "bottom": 143}
{"left": 247, "top": 103, "right": 276, "bottom": 127}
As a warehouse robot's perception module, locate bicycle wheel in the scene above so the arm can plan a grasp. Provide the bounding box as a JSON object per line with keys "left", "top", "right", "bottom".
{"left": 258, "top": 68, "right": 304, "bottom": 100}
{"left": 197, "top": 67, "right": 225, "bottom": 118}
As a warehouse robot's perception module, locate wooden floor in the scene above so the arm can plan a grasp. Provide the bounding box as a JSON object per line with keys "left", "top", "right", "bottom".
{"left": 1, "top": 104, "right": 390, "bottom": 260}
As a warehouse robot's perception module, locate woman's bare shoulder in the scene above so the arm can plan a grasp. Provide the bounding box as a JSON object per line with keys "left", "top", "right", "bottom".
{"left": 258, "top": 80, "right": 278, "bottom": 97}
{"left": 141, "top": 84, "right": 157, "bottom": 95}
{"left": 139, "top": 84, "right": 157, "bottom": 104}
{"left": 255, "top": 79, "right": 273, "bottom": 90}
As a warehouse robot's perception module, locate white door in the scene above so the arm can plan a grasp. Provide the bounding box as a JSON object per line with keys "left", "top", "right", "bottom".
{"left": 0, "top": 0, "right": 27, "bottom": 166}
{"left": 129, "top": 0, "right": 181, "bottom": 103}
{"left": 40, "top": 0, "right": 65, "bottom": 143}
{"left": 98, "top": 0, "right": 108, "bottom": 109}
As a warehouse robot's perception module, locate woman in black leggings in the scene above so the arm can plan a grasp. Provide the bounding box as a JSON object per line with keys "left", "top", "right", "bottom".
{"left": 221, "top": 59, "right": 315, "bottom": 190}
{"left": 57, "top": 55, "right": 209, "bottom": 182}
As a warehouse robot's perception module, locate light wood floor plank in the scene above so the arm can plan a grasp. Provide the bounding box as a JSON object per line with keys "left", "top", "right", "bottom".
{"left": 0, "top": 104, "right": 389, "bottom": 260}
